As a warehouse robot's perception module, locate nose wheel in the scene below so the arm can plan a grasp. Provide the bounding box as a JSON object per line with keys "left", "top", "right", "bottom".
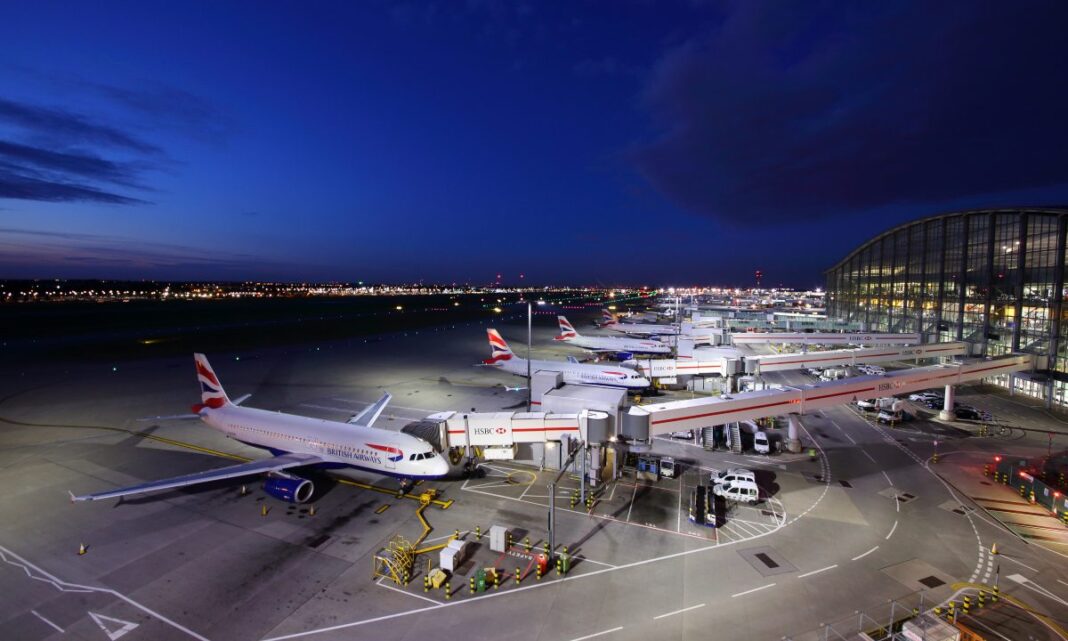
{"left": 398, "top": 478, "right": 414, "bottom": 495}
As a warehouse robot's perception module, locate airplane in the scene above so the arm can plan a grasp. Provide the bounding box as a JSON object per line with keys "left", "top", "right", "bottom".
{"left": 554, "top": 315, "right": 671, "bottom": 359}
{"left": 481, "top": 329, "right": 650, "bottom": 390}
{"left": 71, "top": 353, "right": 449, "bottom": 504}
{"left": 599, "top": 309, "right": 680, "bottom": 337}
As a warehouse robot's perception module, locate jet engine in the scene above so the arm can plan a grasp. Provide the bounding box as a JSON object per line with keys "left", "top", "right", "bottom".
{"left": 263, "top": 476, "right": 314, "bottom": 503}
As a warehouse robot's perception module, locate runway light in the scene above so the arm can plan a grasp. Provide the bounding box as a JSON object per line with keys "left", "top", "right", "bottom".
{"left": 493, "top": 307, "right": 502, "bottom": 313}
{"left": 111, "top": 366, "right": 117, "bottom": 372}
{"left": 395, "top": 305, "right": 403, "bottom": 311}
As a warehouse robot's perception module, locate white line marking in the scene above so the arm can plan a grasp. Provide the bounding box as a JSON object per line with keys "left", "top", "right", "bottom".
{"left": 732, "top": 583, "right": 776, "bottom": 598}
{"left": 852, "top": 545, "right": 879, "bottom": 561}
{"left": 798, "top": 564, "right": 838, "bottom": 578}
{"left": 886, "top": 520, "right": 898, "bottom": 540}
{"left": 843, "top": 433, "right": 857, "bottom": 444}
{"left": 861, "top": 449, "right": 877, "bottom": 463}
{"left": 653, "top": 603, "right": 705, "bottom": 620}
{"left": 0, "top": 545, "right": 209, "bottom": 641}
{"left": 31, "top": 610, "right": 63, "bottom": 634}
{"left": 882, "top": 471, "right": 893, "bottom": 486}
{"left": 375, "top": 577, "right": 440, "bottom": 605}
{"left": 571, "top": 626, "right": 624, "bottom": 641}
{"left": 1001, "top": 555, "right": 1038, "bottom": 572}
{"left": 575, "top": 556, "right": 618, "bottom": 569}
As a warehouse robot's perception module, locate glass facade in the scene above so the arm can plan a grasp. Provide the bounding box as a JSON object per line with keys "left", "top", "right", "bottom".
{"left": 826, "top": 208, "right": 1068, "bottom": 406}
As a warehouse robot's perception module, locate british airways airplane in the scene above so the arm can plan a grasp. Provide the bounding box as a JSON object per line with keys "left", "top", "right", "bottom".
{"left": 554, "top": 315, "right": 672, "bottom": 358}
{"left": 71, "top": 354, "right": 449, "bottom": 504}
{"left": 482, "top": 329, "right": 650, "bottom": 390}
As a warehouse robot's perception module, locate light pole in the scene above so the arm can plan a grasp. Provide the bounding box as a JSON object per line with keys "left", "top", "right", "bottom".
{"left": 527, "top": 299, "right": 546, "bottom": 411}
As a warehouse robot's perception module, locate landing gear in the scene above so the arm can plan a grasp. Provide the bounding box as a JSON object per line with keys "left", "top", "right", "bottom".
{"left": 398, "top": 478, "right": 414, "bottom": 495}
{"left": 462, "top": 460, "right": 486, "bottom": 479}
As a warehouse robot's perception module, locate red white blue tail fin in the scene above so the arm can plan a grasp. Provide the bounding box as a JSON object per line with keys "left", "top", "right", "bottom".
{"left": 193, "top": 353, "right": 230, "bottom": 410}
{"left": 484, "top": 329, "right": 515, "bottom": 364}
{"left": 601, "top": 309, "right": 618, "bottom": 326}
{"left": 555, "top": 315, "right": 578, "bottom": 341}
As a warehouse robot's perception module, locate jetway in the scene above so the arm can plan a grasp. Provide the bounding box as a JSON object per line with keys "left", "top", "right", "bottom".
{"left": 730, "top": 331, "right": 921, "bottom": 346}
{"left": 419, "top": 409, "right": 611, "bottom": 450}
{"left": 623, "top": 354, "right": 1034, "bottom": 437}
{"left": 745, "top": 342, "right": 969, "bottom": 374}
{"left": 634, "top": 342, "right": 966, "bottom": 380}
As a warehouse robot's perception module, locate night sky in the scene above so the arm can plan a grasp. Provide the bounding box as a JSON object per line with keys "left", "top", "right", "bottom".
{"left": 2, "top": 1, "right": 1066, "bottom": 287}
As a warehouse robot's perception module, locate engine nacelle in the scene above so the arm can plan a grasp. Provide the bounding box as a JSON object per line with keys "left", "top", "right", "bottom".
{"left": 263, "top": 476, "right": 314, "bottom": 503}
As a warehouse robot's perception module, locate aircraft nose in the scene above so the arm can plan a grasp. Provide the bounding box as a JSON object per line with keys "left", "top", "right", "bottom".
{"left": 434, "top": 455, "right": 450, "bottom": 477}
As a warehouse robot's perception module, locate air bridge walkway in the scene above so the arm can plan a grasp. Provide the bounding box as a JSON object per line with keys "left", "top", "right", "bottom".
{"left": 625, "top": 354, "right": 1034, "bottom": 437}
{"left": 633, "top": 341, "right": 968, "bottom": 379}
{"left": 730, "top": 331, "right": 921, "bottom": 346}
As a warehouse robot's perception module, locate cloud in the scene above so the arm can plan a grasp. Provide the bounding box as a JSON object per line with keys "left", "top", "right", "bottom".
{"left": 0, "top": 95, "right": 166, "bottom": 205}
{"left": 82, "top": 82, "right": 232, "bottom": 143}
{"left": 0, "top": 227, "right": 286, "bottom": 276}
{"left": 0, "top": 167, "right": 146, "bottom": 204}
{"left": 0, "top": 97, "right": 160, "bottom": 154}
{"left": 631, "top": 2, "right": 1068, "bottom": 225}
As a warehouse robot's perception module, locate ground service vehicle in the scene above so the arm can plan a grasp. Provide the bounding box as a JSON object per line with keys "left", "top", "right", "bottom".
{"left": 712, "top": 478, "right": 760, "bottom": 503}
{"left": 753, "top": 431, "right": 771, "bottom": 454}
{"left": 660, "top": 456, "right": 677, "bottom": 478}
{"left": 710, "top": 468, "right": 756, "bottom": 487}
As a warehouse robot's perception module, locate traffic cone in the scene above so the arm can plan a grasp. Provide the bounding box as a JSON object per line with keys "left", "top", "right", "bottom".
{"left": 78, "top": 543, "right": 87, "bottom": 555}
{"left": 990, "top": 542, "right": 998, "bottom": 555}
{"left": 309, "top": 505, "right": 316, "bottom": 516}
{"left": 261, "top": 503, "right": 268, "bottom": 516}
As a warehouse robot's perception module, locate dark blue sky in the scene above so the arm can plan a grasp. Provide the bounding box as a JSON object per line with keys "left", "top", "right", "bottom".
{"left": 2, "top": 1, "right": 1066, "bottom": 287}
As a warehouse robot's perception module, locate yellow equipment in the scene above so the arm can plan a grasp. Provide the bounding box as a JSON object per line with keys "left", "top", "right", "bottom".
{"left": 429, "top": 568, "right": 449, "bottom": 589}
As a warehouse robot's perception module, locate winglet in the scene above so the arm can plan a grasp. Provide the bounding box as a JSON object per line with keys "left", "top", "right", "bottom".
{"left": 349, "top": 392, "right": 392, "bottom": 426}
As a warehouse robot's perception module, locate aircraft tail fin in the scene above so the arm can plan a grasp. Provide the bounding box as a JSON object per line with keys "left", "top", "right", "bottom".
{"left": 601, "top": 309, "right": 618, "bottom": 326}
{"left": 193, "top": 353, "right": 230, "bottom": 410}
{"left": 484, "top": 329, "right": 516, "bottom": 364}
{"left": 555, "top": 315, "right": 579, "bottom": 340}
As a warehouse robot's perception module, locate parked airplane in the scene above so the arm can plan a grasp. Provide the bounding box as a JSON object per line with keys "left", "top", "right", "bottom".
{"left": 71, "top": 354, "right": 449, "bottom": 503}
{"left": 482, "top": 329, "right": 650, "bottom": 390}
{"left": 599, "top": 310, "right": 679, "bottom": 337}
{"left": 555, "top": 316, "right": 671, "bottom": 358}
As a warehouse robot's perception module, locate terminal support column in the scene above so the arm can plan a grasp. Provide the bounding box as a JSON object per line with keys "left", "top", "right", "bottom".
{"left": 939, "top": 384, "right": 956, "bottom": 421}
{"left": 785, "top": 414, "right": 802, "bottom": 453}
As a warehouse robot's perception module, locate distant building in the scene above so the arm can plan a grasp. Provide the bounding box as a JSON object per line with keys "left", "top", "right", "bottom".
{"left": 825, "top": 207, "right": 1068, "bottom": 407}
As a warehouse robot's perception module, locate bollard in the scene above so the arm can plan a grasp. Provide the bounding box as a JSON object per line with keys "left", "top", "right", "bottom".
{"left": 309, "top": 505, "right": 316, "bottom": 516}
{"left": 403, "top": 572, "right": 410, "bottom": 586}
{"left": 543, "top": 542, "right": 550, "bottom": 556}
{"left": 978, "top": 591, "right": 986, "bottom": 608}
{"left": 261, "top": 503, "right": 268, "bottom": 517}
{"left": 1029, "top": 490, "right": 1036, "bottom": 504}
{"left": 515, "top": 567, "right": 521, "bottom": 585}
{"left": 556, "top": 558, "right": 562, "bottom": 576}
{"left": 524, "top": 536, "right": 531, "bottom": 552}
{"left": 911, "top": 608, "right": 919, "bottom": 618}
{"left": 445, "top": 581, "right": 451, "bottom": 600}
{"left": 992, "top": 586, "right": 999, "bottom": 602}
{"left": 469, "top": 577, "right": 475, "bottom": 594}
{"left": 933, "top": 607, "right": 943, "bottom": 619}
{"left": 932, "top": 453, "right": 939, "bottom": 464}
{"left": 78, "top": 543, "right": 87, "bottom": 556}
{"left": 475, "top": 526, "right": 481, "bottom": 540}
{"left": 983, "top": 464, "right": 991, "bottom": 477}
{"left": 494, "top": 572, "right": 500, "bottom": 590}
{"left": 506, "top": 532, "right": 513, "bottom": 549}
{"left": 454, "top": 529, "right": 460, "bottom": 540}
{"left": 536, "top": 566, "right": 542, "bottom": 581}
{"left": 963, "top": 596, "right": 970, "bottom": 614}
{"left": 424, "top": 576, "right": 430, "bottom": 592}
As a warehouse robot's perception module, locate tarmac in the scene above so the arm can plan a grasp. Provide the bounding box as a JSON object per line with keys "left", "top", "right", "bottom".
{"left": 1, "top": 313, "right": 1066, "bottom": 640}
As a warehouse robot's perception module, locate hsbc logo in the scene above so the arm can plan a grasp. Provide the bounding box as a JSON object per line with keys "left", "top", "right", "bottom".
{"left": 473, "top": 426, "right": 509, "bottom": 436}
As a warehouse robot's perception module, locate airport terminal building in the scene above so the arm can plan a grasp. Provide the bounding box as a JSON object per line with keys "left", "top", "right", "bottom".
{"left": 825, "top": 207, "right": 1068, "bottom": 406}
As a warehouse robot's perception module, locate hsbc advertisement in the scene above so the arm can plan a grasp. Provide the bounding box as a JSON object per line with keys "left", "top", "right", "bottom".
{"left": 467, "top": 415, "right": 515, "bottom": 446}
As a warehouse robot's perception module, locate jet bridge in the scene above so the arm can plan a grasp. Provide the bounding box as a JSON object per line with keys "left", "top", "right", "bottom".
{"left": 730, "top": 331, "right": 921, "bottom": 346}
{"left": 633, "top": 342, "right": 967, "bottom": 379}
{"left": 623, "top": 354, "right": 1033, "bottom": 438}
{"left": 745, "top": 341, "right": 969, "bottom": 374}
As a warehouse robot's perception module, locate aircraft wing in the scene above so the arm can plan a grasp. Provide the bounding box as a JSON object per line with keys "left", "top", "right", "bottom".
{"left": 348, "top": 392, "right": 392, "bottom": 426}
{"left": 70, "top": 452, "right": 322, "bottom": 502}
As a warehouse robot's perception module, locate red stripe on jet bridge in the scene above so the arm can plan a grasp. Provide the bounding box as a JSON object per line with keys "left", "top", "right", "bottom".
{"left": 515, "top": 426, "right": 579, "bottom": 432}
{"left": 765, "top": 352, "right": 899, "bottom": 365}
{"left": 650, "top": 399, "right": 797, "bottom": 425}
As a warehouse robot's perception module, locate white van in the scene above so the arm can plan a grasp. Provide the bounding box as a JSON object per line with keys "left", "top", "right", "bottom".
{"left": 660, "top": 456, "right": 677, "bottom": 479}
{"left": 712, "top": 478, "right": 760, "bottom": 503}
{"left": 710, "top": 468, "right": 756, "bottom": 487}
{"left": 753, "top": 431, "right": 771, "bottom": 455}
